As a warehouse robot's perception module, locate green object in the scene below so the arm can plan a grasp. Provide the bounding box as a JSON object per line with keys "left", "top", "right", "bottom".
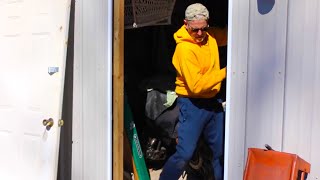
{"left": 124, "top": 96, "right": 150, "bottom": 180}
{"left": 163, "top": 90, "right": 178, "bottom": 108}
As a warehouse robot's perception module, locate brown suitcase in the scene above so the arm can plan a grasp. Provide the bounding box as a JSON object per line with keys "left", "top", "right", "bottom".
{"left": 243, "top": 147, "right": 311, "bottom": 180}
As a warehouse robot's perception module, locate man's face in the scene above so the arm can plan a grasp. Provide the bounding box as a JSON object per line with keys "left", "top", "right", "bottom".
{"left": 185, "top": 19, "right": 208, "bottom": 43}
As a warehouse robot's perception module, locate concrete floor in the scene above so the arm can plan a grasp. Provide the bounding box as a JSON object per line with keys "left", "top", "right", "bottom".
{"left": 149, "top": 169, "right": 162, "bottom": 180}
{"left": 149, "top": 169, "right": 187, "bottom": 180}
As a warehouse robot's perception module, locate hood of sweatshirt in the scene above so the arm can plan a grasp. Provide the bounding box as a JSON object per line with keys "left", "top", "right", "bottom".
{"left": 173, "top": 25, "right": 206, "bottom": 44}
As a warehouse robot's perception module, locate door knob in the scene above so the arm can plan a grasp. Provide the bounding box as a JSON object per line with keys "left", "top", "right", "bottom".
{"left": 43, "top": 118, "right": 54, "bottom": 131}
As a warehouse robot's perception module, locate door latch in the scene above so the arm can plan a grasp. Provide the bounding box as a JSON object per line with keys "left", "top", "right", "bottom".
{"left": 58, "top": 119, "right": 64, "bottom": 127}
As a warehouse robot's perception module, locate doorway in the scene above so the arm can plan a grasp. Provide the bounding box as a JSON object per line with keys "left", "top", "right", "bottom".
{"left": 123, "top": 0, "right": 229, "bottom": 178}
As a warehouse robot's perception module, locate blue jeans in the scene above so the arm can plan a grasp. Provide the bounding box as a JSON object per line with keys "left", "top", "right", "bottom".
{"left": 159, "top": 97, "right": 224, "bottom": 180}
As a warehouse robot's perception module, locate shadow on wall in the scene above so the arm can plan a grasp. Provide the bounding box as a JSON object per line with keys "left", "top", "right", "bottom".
{"left": 257, "top": 0, "right": 275, "bottom": 14}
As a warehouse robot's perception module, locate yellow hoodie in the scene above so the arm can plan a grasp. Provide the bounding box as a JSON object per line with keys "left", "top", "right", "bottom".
{"left": 172, "top": 25, "right": 226, "bottom": 98}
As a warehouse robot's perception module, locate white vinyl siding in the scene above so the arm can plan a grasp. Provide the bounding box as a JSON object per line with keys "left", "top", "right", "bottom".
{"left": 72, "top": 0, "right": 113, "bottom": 179}
{"left": 227, "top": 0, "right": 320, "bottom": 179}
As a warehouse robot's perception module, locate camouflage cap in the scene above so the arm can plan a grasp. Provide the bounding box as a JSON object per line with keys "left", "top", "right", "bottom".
{"left": 185, "top": 3, "right": 209, "bottom": 21}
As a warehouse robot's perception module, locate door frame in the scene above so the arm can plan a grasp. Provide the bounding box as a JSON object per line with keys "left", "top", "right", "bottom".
{"left": 111, "top": 0, "right": 240, "bottom": 179}
{"left": 113, "top": 0, "right": 124, "bottom": 179}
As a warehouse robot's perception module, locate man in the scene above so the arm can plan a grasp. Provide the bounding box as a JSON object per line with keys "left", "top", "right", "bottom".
{"left": 159, "top": 3, "right": 226, "bottom": 180}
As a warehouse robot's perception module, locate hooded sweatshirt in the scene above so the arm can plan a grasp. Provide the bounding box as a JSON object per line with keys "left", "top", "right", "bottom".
{"left": 172, "top": 25, "right": 226, "bottom": 98}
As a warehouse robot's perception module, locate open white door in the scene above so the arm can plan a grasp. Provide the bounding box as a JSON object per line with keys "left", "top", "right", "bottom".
{"left": 0, "top": 1, "right": 71, "bottom": 180}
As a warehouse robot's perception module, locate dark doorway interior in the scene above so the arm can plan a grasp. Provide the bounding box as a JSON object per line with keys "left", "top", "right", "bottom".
{"left": 124, "top": 0, "right": 228, "bottom": 171}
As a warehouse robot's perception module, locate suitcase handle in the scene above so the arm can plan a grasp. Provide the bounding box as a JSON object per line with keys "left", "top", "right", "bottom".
{"left": 265, "top": 144, "right": 274, "bottom": 151}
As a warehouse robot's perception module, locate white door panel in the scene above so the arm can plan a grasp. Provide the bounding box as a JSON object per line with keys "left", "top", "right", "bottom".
{"left": 0, "top": 0, "right": 71, "bottom": 179}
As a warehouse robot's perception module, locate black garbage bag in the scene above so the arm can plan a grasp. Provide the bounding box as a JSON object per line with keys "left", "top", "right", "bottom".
{"left": 145, "top": 89, "right": 178, "bottom": 140}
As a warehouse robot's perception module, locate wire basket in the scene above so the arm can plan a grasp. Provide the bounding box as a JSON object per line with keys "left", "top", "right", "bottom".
{"left": 125, "top": 0, "right": 176, "bottom": 29}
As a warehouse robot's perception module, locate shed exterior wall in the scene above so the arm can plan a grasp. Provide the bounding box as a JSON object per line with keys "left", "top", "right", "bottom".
{"left": 227, "top": 0, "right": 320, "bottom": 179}
{"left": 72, "top": 0, "right": 113, "bottom": 179}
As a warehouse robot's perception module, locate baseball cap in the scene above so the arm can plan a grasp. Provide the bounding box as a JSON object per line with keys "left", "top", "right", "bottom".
{"left": 185, "top": 3, "right": 209, "bottom": 21}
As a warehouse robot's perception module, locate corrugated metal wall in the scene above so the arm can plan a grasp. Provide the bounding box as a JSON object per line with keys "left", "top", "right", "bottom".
{"left": 283, "top": 0, "right": 320, "bottom": 178}
{"left": 227, "top": 0, "right": 320, "bottom": 179}
{"left": 72, "top": 0, "right": 113, "bottom": 179}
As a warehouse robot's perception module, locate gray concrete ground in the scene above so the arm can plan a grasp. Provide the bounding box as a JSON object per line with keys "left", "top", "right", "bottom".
{"left": 149, "top": 169, "right": 187, "bottom": 180}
